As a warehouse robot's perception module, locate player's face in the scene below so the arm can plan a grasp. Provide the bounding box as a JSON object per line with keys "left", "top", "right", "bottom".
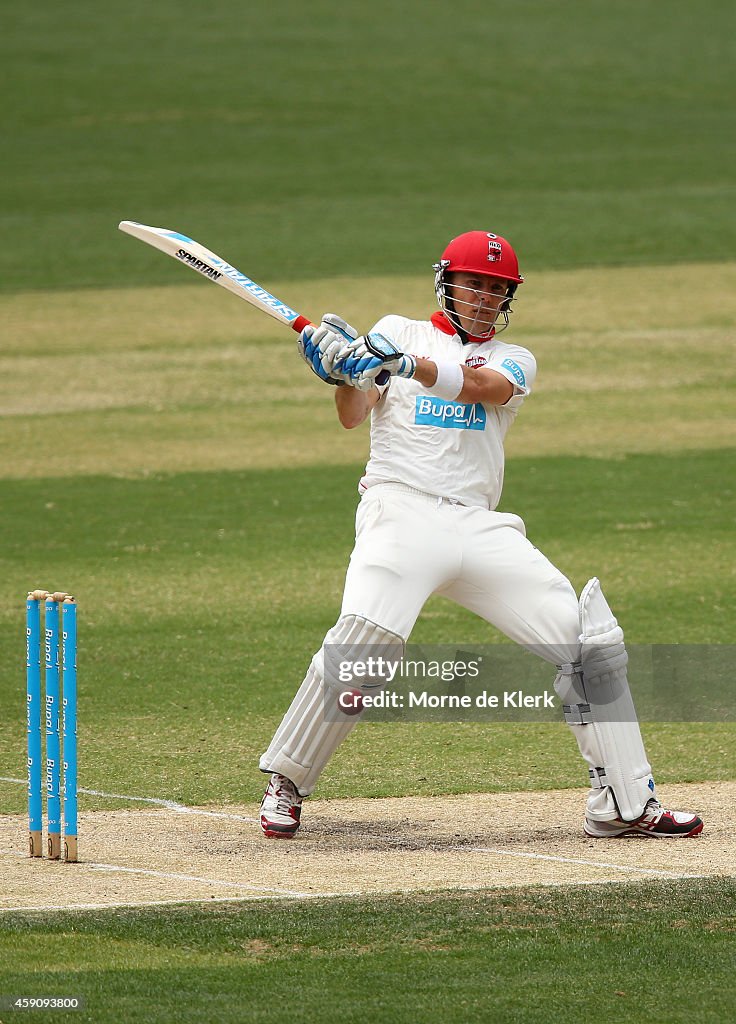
{"left": 446, "top": 271, "right": 510, "bottom": 336}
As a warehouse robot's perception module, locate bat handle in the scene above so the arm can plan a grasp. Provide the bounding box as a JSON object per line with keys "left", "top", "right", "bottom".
{"left": 290, "top": 316, "right": 389, "bottom": 386}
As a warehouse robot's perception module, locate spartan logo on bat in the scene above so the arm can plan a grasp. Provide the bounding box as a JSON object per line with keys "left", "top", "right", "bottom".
{"left": 175, "top": 248, "right": 222, "bottom": 281}
{"left": 486, "top": 234, "right": 503, "bottom": 263}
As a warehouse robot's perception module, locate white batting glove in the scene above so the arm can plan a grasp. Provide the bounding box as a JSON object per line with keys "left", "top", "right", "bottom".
{"left": 297, "top": 313, "right": 359, "bottom": 386}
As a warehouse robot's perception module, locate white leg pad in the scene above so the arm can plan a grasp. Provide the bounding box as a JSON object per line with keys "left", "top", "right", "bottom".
{"left": 259, "top": 614, "right": 404, "bottom": 796}
{"left": 554, "top": 578, "right": 656, "bottom": 822}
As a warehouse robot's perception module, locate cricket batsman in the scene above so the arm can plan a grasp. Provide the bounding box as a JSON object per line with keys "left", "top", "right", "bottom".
{"left": 259, "top": 230, "right": 704, "bottom": 841}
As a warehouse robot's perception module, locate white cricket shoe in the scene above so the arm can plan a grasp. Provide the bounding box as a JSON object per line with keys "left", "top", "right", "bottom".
{"left": 585, "top": 799, "right": 703, "bottom": 839}
{"left": 260, "top": 773, "right": 303, "bottom": 839}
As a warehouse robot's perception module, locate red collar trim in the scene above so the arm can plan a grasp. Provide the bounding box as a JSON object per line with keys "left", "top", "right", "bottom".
{"left": 431, "top": 311, "right": 457, "bottom": 336}
{"left": 430, "top": 311, "right": 494, "bottom": 344}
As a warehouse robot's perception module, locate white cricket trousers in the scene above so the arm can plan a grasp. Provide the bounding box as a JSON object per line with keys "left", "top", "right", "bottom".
{"left": 342, "top": 483, "right": 581, "bottom": 659}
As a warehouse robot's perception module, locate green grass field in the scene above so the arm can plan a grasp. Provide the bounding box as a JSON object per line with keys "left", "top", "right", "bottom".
{"left": 2, "top": 2, "right": 735, "bottom": 290}
{"left": 2, "top": 881, "right": 735, "bottom": 1024}
{"left": 1, "top": 1, "right": 735, "bottom": 1020}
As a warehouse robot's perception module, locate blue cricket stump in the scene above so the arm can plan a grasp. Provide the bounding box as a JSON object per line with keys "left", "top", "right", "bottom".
{"left": 26, "top": 591, "right": 45, "bottom": 858}
{"left": 26, "top": 588, "right": 78, "bottom": 862}
{"left": 45, "top": 594, "right": 62, "bottom": 860}
{"left": 62, "top": 598, "right": 78, "bottom": 863}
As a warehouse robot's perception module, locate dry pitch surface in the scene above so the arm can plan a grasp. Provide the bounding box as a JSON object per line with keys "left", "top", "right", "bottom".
{"left": 0, "top": 783, "right": 732, "bottom": 912}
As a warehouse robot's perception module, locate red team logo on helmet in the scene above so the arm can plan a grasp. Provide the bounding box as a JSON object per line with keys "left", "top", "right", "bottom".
{"left": 487, "top": 234, "right": 503, "bottom": 263}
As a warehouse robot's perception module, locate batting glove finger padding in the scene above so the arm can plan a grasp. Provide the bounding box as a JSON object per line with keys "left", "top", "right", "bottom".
{"left": 320, "top": 312, "right": 359, "bottom": 342}
{"left": 296, "top": 326, "right": 334, "bottom": 383}
{"left": 352, "top": 367, "right": 386, "bottom": 392}
{"left": 296, "top": 313, "right": 362, "bottom": 385}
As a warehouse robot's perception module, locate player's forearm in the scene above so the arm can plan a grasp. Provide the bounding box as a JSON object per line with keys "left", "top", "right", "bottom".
{"left": 412, "top": 359, "right": 513, "bottom": 406}
{"left": 335, "top": 386, "right": 377, "bottom": 429}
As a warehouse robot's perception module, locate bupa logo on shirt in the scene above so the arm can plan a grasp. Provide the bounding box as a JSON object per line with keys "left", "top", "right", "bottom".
{"left": 415, "top": 396, "right": 487, "bottom": 431}
{"left": 500, "top": 358, "right": 526, "bottom": 388}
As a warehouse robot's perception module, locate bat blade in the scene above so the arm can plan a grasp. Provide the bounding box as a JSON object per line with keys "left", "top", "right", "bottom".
{"left": 118, "top": 220, "right": 310, "bottom": 333}
{"left": 119, "top": 220, "right": 389, "bottom": 384}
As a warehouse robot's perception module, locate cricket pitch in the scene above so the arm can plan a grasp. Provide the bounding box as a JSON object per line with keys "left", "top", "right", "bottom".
{"left": 0, "top": 782, "right": 732, "bottom": 912}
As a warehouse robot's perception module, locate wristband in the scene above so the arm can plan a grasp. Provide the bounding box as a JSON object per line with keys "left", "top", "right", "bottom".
{"left": 426, "top": 361, "right": 464, "bottom": 401}
{"left": 396, "top": 353, "right": 417, "bottom": 379}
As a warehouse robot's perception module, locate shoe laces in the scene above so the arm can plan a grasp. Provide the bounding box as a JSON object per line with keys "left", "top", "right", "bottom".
{"left": 271, "top": 774, "right": 301, "bottom": 813}
{"left": 642, "top": 799, "right": 664, "bottom": 824}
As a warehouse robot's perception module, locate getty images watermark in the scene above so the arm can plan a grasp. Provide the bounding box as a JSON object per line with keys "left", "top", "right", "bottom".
{"left": 322, "top": 644, "right": 736, "bottom": 722}
{"left": 335, "top": 654, "right": 554, "bottom": 714}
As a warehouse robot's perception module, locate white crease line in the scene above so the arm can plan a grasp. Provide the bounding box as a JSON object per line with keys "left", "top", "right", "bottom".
{"left": 463, "top": 845, "right": 704, "bottom": 878}
{"left": 87, "top": 861, "right": 311, "bottom": 897}
{"left": 0, "top": 776, "right": 259, "bottom": 825}
{"left": 0, "top": 848, "right": 313, "bottom": 897}
{"left": 0, "top": 843, "right": 709, "bottom": 884}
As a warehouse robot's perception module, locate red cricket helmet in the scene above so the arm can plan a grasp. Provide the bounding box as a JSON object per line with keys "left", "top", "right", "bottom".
{"left": 433, "top": 231, "right": 523, "bottom": 337}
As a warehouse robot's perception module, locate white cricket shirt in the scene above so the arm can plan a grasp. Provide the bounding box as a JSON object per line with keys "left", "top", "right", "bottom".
{"left": 359, "top": 313, "right": 537, "bottom": 509}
